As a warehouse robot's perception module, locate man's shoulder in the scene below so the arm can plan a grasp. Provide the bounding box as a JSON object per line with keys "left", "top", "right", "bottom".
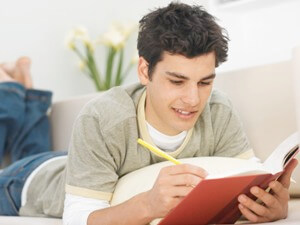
{"left": 78, "top": 83, "right": 144, "bottom": 130}
{"left": 199, "top": 89, "right": 234, "bottom": 123}
{"left": 208, "top": 89, "right": 233, "bottom": 111}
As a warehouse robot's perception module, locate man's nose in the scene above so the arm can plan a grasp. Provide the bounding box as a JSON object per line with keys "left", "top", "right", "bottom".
{"left": 181, "top": 84, "right": 200, "bottom": 106}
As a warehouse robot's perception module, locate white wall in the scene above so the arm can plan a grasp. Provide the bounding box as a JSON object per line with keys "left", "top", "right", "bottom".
{"left": 0, "top": 0, "right": 207, "bottom": 101}
{"left": 1, "top": 0, "right": 299, "bottom": 101}
{"left": 208, "top": 0, "right": 300, "bottom": 73}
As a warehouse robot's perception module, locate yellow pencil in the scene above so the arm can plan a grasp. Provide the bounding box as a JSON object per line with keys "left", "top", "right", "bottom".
{"left": 137, "top": 138, "right": 182, "bottom": 165}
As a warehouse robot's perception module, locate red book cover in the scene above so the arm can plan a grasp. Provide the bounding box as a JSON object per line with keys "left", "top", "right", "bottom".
{"left": 158, "top": 172, "right": 281, "bottom": 225}
{"left": 158, "top": 134, "right": 299, "bottom": 225}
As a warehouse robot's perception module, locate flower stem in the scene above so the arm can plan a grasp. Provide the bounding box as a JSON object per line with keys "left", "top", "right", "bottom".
{"left": 115, "top": 48, "right": 124, "bottom": 86}
{"left": 105, "top": 47, "right": 116, "bottom": 89}
{"left": 86, "top": 46, "right": 103, "bottom": 91}
{"left": 73, "top": 47, "right": 86, "bottom": 61}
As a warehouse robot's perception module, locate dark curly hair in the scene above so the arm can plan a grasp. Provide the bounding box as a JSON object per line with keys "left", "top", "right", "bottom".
{"left": 137, "top": 2, "right": 229, "bottom": 79}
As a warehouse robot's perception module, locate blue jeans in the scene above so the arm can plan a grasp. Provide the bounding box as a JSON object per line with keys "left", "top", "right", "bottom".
{"left": 0, "top": 82, "right": 52, "bottom": 164}
{"left": 0, "top": 151, "right": 67, "bottom": 215}
{"left": 0, "top": 82, "right": 64, "bottom": 215}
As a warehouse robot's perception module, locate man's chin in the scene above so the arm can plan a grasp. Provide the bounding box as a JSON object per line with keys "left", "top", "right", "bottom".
{"left": 173, "top": 122, "right": 196, "bottom": 133}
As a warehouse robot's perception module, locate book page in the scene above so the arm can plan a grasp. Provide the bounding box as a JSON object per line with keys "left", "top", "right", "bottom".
{"left": 188, "top": 157, "right": 266, "bottom": 179}
{"left": 111, "top": 157, "right": 266, "bottom": 206}
{"left": 180, "top": 157, "right": 263, "bottom": 176}
{"left": 263, "top": 132, "right": 299, "bottom": 173}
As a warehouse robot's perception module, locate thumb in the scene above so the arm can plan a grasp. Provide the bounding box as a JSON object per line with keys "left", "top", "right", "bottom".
{"left": 278, "top": 158, "right": 298, "bottom": 188}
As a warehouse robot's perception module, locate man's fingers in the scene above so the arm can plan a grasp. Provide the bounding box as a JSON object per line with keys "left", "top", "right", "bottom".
{"left": 269, "top": 181, "right": 290, "bottom": 202}
{"left": 249, "top": 186, "right": 279, "bottom": 209}
{"left": 169, "top": 185, "right": 194, "bottom": 197}
{"left": 238, "top": 203, "right": 265, "bottom": 223}
{"left": 162, "top": 164, "right": 208, "bottom": 178}
{"left": 278, "top": 158, "right": 298, "bottom": 188}
{"left": 238, "top": 193, "right": 271, "bottom": 217}
{"left": 236, "top": 159, "right": 297, "bottom": 223}
{"left": 169, "top": 173, "right": 203, "bottom": 187}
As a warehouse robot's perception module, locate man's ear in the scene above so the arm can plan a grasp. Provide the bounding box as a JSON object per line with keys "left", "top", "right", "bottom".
{"left": 137, "top": 57, "right": 150, "bottom": 85}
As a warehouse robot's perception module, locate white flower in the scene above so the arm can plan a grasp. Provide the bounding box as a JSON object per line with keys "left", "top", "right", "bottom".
{"left": 97, "top": 28, "right": 126, "bottom": 50}
{"left": 65, "top": 33, "right": 76, "bottom": 50}
{"left": 79, "top": 60, "right": 86, "bottom": 71}
{"left": 65, "top": 26, "right": 93, "bottom": 51}
{"left": 66, "top": 22, "right": 137, "bottom": 91}
{"left": 96, "top": 22, "right": 137, "bottom": 50}
{"left": 73, "top": 26, "right": 88, "bottom": 37}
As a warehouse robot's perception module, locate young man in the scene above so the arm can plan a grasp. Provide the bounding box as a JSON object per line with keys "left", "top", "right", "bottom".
{"left": 0, "top": 2, "right": 298, "bottom": 225}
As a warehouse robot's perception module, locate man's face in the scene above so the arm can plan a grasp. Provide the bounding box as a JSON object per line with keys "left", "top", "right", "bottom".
{"left": 138, "top": 51, "right": 216, "bottom": 135}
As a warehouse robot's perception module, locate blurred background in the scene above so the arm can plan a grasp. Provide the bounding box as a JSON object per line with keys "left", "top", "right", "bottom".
{"left": 0, "top": 0, "right": 299, "bottom": 101}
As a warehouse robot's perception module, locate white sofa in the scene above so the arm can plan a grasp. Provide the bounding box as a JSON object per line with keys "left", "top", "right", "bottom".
{"left": 1, "top": 47, "right": 300, "bottom": 224}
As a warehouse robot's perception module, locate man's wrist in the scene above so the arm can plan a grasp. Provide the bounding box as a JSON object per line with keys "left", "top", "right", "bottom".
{"left": 87, "top": 191, "right": 155, "bottom": 225}
{"left": 133, "top": 191, "right": 155, "bottom": 224}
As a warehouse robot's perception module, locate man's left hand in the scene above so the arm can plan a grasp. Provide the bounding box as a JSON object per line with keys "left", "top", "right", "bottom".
{"left": 237, "top": 158, "right": 298, "bottom": 223}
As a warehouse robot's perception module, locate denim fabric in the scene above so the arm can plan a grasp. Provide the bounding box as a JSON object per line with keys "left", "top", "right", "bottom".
{"left": 0, "top": 82, "right": 53, "bottom": 164}
{"left": 0, "top": 151, "right": 67, "bottom": 215}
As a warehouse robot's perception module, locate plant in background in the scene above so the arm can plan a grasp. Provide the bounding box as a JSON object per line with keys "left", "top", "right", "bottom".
{"left": 65, "top": 22, "right": 138, "bottom": 91}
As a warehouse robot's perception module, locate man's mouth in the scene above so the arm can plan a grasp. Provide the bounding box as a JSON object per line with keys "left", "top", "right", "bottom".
{"left": 173, "top": 108, "right": 198, "bottom": 118}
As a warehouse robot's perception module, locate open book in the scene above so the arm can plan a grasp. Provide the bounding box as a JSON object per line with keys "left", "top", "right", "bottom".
{"left": 110, "top": 132, "right": 299, "bottom": 225}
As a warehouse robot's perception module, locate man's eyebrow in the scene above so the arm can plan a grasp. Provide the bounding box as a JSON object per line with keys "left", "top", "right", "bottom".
{"left": 165, "top": 71, "right": 189, "bottom": 80}
{"left": 165, "top": 71, "right": 216, "bottom": 81}
{"left": 201, "top": 73, "right": 216, "bottom": 80}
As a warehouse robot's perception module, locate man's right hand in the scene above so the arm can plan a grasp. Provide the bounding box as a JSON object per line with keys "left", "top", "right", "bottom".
{"left": 143, "top": 164, "right": 208, "bottom": 219}
{"left": 87, "top": 164, "right": 208, "bottom": 225}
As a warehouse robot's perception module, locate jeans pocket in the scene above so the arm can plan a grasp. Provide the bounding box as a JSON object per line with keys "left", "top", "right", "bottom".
{"left": 3, "top": 179, "right": 22, "bottom": 215}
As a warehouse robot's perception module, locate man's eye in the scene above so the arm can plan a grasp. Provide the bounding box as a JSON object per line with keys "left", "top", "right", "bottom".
{"left": 170, "top": 80, "right": 183, "bottom": 85}
{"left": 199, "top": 81, "right": 211, "bottom": 86}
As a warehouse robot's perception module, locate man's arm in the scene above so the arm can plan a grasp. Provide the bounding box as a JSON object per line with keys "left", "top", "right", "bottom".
{"left": 87, "top": 191, "right": 151, "bottom": 225}
{"left": 87, "top": 164, "right": 207, "bottom": 225}
{"left": 237, "top": 158, "right": 298, "bottom": 223}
